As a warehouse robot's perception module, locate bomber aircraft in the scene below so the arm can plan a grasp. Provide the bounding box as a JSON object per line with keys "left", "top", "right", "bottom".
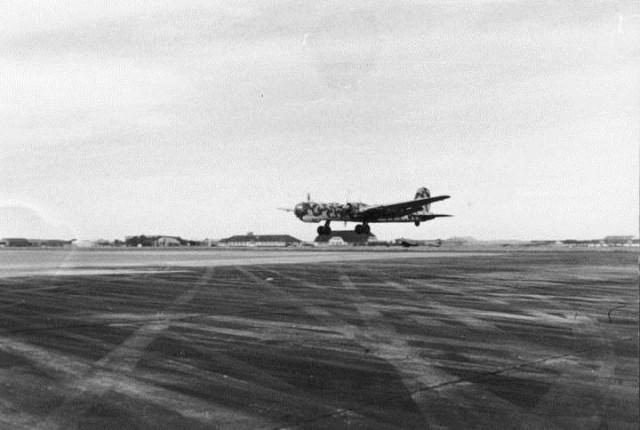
{"left": 280, "top": 187, "right": 451, "bottom": 235}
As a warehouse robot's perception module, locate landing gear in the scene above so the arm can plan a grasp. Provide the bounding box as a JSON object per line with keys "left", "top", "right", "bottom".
{"left": 317, "top": 222, "right": 332, "bottom": 236}
{"left": 415, "top": 221, "right": 420, "bottom": 227}
{"left": 355, "top": 223, "right": 370, "bottom": 235}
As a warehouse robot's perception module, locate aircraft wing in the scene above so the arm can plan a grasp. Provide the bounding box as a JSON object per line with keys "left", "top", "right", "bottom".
{"left": 418, "top": 214, "right": 453, "bottom": 220}
{"left": 359, "top": 195, "right": 450, "bottom": 219}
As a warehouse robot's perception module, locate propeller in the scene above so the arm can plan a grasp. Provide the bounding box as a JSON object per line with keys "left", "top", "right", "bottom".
{"left": 278, "top": 192, "right": 310, "bottom": 213}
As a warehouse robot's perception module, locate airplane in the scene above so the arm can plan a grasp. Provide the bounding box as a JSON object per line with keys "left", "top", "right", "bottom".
{"left": 280, "top": 187, "right": 451, "bottom": 235}
{"left": 396, "top": 238, "right": 443, "bottom": 248}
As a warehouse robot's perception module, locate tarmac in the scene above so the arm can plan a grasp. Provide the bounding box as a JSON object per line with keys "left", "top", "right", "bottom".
{"left": 0, "top": 248, "right": 637, "bottom": 429}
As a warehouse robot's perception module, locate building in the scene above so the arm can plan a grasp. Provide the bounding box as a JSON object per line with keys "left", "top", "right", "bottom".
{"left": 0, "top": 238, "right": 31, "bottom": 247}
{"left": 156, "top": 237, "right": 182, "bottom": 247}
{"left": 28, "top": 239, "right": 71, "bottom": 247}
{"left": 559, "top": 237, "right": 638, "bottom": 247}
{"left": 202, "top": 239, "right": 219, "bottom": 247}
{"left": 218, "top": 233, "right": 302, "bottom": 247}
{"left": 314, "top": 231, "right": 376, "bottom": 246}
{"left": 70, "top": 239, "right": 113, "bottom": 248}
{"left": 124, "top": 235, "right": 199, "bottom": 247}
{"left": 603, "top": 236, "right": 635, "bottom": 246}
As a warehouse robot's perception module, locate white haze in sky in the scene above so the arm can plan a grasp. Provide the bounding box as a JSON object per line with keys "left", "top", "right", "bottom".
{"left": 1, "top": 0, "right": 638, "bottom": 241}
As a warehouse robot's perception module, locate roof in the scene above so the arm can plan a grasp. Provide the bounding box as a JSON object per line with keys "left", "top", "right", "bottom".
{"left": 219, "top": 234, "right": 302, "bottom": 243}
{"left": 0, "top": 238, "right": 31, "bottom": 245}
{"left": 604, "top": 235, "right": 634, "bottom": 242}
{"left": 28, "top": 239, "right": 70, "bottom": 246}
{"left": 158, "top": 237, "right": 181, "bottom": 242}
{"left": 314, "top": 231, "right": 376, "bottom": 244}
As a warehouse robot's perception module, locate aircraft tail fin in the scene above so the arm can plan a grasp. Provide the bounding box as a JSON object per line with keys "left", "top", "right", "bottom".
{"left": 414, "top": 187, "right": 431, "bottom": 213}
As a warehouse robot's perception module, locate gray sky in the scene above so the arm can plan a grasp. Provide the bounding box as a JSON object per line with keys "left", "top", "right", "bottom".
{"left": 1, "top": 0, "right": 638, "bottom": 241}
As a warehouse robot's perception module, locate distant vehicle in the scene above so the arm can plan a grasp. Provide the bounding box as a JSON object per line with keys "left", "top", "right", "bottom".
{"left": 280, "top": 187, "right": 451, "bottom": 235}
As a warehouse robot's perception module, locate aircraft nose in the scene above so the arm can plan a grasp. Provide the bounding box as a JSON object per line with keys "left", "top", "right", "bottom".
{"left": 294, "top": 203, "right": 305, "bottom": 218}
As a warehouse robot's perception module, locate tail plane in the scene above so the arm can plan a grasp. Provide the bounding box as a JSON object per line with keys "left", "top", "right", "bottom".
{"left": 414, "top": 187, "right": 431, "bottom": 214}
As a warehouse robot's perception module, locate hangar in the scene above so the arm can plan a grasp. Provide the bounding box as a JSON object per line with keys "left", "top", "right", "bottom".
{"left": 0, "top": 238, "right": 31, "bottom": 247}
{"left": 218, "top": 233, "right": 302, "bottom": 247}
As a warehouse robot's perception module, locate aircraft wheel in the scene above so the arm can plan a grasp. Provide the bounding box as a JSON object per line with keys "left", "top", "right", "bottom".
{"left": 415, "top": 221, "right": 420, "bottom": 227}
{"left": 355, "top": 224, "right": 363, "bottom": 234}
{"left": 363, "top": 224, "right": 371, "bottom": 234}
{"left": 317, "top": 226, "right": 325, "bottom": 235}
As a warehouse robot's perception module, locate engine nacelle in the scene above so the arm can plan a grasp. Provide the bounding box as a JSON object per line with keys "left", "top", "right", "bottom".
{"left": 301, "top": 215, "right": 322, "bottom": 223}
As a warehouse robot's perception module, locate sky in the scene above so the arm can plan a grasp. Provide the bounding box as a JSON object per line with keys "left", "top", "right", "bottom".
{"left": 1, "top": 0, "right": 638, "bottom": 241}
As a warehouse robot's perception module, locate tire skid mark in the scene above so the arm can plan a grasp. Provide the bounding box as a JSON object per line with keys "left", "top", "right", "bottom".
{"left": 336, "top": 271, "right": 460, "bottom": 423}
{"left": 234, "top": 266, "right": 374, "bottom": 425}
{"left": 252, "top": 268, "right": 423, "bottom": 428}
{"left": 0, "top": 336, "right": 271, "bottom": 429}
{"left": 337, "top": 274, "right": 381, "bottom": 320}
{"left": 161, "top": 332, "right": 299, "bottom": 392}
{"left": 257, "top": 267, "right": 450, "bottom": 426}
{"left": 0, "top": 300, "right": 26, "bottom": 310}
{"left": 272, "top": 268, "right": 454, "bottom": 386}
{"left": 143, "top": 338, "right": 359, "bottom": 426}
{"left": 0, "top": 336, "right": 90, "bottom": 378}
{"left": 0, "top": 395, "right": 56, "bottom": 430}
{"left": 404, "top": 278, "right": 465, "bottom": 296}
{"left": 398, "top": 278, "right": 500, "bottom": 329}
{"left": 385, "top": 280, "right": 421, "bottom": 300}
{"left": 251, "top": 267, "right": 369, "bottom": 346}
{"left": 340, "top": 270, "right": 597, "bottom": 429}
{"left": 76, "top": 368, "right": 272, "bottom": 428}
{"left": 91, "top": 268, "right": 212, "bottom": 375}
{"left": 234, "top": 266, "right": 335, "bottom": 324}
{"left": 406, "top": 277, "right": 589, "bottom": 329}
{"left": 34, "top": 266, "right": 273, "bottom": 428}
{"left": 260, "top": 267, "right": 557, "bottom": 429}
{"left": 168, "top": 319, "right": 279, "bottom": 340}
{"left": 3, "top": 253, "right": 632, "bottom": 429}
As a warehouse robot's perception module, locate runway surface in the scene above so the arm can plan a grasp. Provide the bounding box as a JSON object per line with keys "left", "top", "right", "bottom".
{"left": 0, "top": 249, "right": 637, "bottom": 429}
